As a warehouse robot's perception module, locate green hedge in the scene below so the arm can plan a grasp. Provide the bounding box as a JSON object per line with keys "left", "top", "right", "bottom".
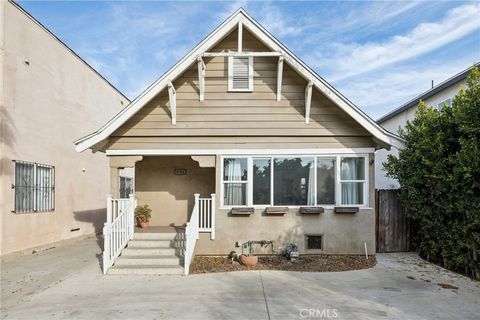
{"left": 384, "top": 66, "right": 480, "bottom": 280}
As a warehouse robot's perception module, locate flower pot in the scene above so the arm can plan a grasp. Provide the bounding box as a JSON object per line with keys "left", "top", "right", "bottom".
{"left": 138, "top": 220, "right": 149, "bottom": 228}
{"left": 239, "top": 254, "right": 258, "bottom": 267}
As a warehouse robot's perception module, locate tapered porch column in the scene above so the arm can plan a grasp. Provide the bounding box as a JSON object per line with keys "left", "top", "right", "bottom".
{"left": 108, "top": 156, "right": 143, "bottom": 198}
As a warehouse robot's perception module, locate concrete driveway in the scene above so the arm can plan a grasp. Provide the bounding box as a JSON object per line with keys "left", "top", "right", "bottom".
{"left": 1, "top": 237, "right": 479, "bottom": 320}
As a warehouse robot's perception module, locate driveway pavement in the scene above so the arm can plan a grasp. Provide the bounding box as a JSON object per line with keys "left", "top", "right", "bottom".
{"left": 1, "top": 236, "right": 479, "bottom": 320}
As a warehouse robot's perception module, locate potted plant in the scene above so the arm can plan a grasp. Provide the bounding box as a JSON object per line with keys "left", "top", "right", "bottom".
{"left": 239, "top": 240, "right": 258, "bottom": 267}
{"left": 135, "top": 204, "right": 152, "bottom": 228}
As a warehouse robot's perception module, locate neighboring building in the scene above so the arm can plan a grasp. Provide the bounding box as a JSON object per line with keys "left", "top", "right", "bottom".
{"left": 75, "top": 9, "right": 403, "bottom": 275}
{"left": 0, "top": 0, "right": 129, "bottom": 255}
{"left": 375, "top": 64, "right": 479, "bottom": 190}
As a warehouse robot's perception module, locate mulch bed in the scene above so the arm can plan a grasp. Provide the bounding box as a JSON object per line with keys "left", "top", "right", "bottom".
{"left": 190, "top": 255, "right": 376, "bottom": 274}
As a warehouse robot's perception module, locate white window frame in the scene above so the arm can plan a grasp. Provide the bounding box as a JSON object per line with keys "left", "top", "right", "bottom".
{"left": 220, "top": 154, "right": 370, "bottom": 209}
{"left": 227, "top": 55, "right": 253, "bottom": 92}
{"left": 338, "top": 155, "right": 368, "bottom": 207}
{"left": 222, "top": 156, "right": 250, "bottom": 206}
{"left": 436, "top": 97, "right": 452, "bottom": 110}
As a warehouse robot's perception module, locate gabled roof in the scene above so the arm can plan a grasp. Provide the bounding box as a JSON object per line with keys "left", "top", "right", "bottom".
{"left": 377, "top": 63, "right": 479, "bottom": 124}
{"left": 75, "top": 8, "right": 404, "bottom": 152}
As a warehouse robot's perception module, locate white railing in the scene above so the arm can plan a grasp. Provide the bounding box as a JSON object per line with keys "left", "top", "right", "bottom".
{"left": 198, "top": 194, "right": 216, "bottom": 239}
{"left": 103, "top": 194, "right": 135, "bottom": 274}
{"left": 184, "top": 194, "right": 200, "bottom": 275}
{"left": 184, "top": 193, "right": 216, "bottom": 275}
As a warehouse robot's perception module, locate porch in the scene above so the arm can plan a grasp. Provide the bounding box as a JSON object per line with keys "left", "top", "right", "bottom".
{"left": 103, "top": 155, "right": 218, "bottom": 275}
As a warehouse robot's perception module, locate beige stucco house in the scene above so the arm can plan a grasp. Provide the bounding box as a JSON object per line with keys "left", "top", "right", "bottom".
{"left": 0, "top": 0, "right": 129, "bottom": 255}
{"left": 75, "top": 9, "right": 403, "bottom": 275}
{"left": 375, "top": 64, "right": 478, "bottom": 189}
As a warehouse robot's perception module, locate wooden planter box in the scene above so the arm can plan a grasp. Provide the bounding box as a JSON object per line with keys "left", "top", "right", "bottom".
{"left": 230, "top": 207, "right": 254, "bottom": 216}
{"left": 300, "top": 207, "right": 324, "bottom": 215}
{"left": 334, "top": 207, "right": 359, "bottom": 214}
{"left": 265, "top": 207, "right": 288, "bottom": 216}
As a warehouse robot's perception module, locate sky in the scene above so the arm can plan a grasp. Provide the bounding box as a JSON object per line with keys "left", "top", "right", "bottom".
{"left": 18, "top": 0, "right": 480, "bottom": 119}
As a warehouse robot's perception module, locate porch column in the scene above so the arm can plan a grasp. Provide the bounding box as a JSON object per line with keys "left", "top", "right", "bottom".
{"left": 108, "top": 156, "right": 143, "bottom": 198}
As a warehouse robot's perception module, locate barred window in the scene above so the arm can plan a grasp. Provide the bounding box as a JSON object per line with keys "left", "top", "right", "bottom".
{"left": 13, "top": 160, "right": 55, "bottom": 213}
{"left": 119, "top": 176, "right": 132, "bottom": 199}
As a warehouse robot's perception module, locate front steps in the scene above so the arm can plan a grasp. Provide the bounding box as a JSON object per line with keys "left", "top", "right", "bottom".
{"left": 109, "top": 229, "right": 184, "bottom": 275}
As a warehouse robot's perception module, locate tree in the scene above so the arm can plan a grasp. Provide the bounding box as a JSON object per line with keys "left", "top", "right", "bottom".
{"left": 384, "top": 66, "right": 480, "bottom": 279}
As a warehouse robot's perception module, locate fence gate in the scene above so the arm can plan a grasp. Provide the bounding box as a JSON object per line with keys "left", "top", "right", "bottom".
{"left": 375, "top": 190, "right": 410, "bottom": 252}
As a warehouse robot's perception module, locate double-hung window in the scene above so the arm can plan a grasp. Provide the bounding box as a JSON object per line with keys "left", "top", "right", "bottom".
{"left": 13, "top": 160, "right": 55, "bottom": 213}
{"left": 339, "top": 157, "right": 366, "bottom": 205}
{"left": 228, "top": 56, "right": 253, "bottom": 91}
{"left": 223, "top": 158, "right": 248, "bottom": 206}
{"left": 221, "top": 155, "right": 368, "bottom": 208}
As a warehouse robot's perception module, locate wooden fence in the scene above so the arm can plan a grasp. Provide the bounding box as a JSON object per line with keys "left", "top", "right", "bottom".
{"left": 375, "top": 190, "right": 410, "bottom": 252}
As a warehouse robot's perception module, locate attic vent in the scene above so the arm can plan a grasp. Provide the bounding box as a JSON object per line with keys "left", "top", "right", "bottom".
{"left": 228, "top": 56, "right": 253, "bottom": 91}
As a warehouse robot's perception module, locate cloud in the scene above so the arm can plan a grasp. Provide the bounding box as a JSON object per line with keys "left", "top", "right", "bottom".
{"left": 336, "top": 59, "right": 477, "bottom": 119}
{"left": 313, "top": 3, "right": 480, "bottom": 81}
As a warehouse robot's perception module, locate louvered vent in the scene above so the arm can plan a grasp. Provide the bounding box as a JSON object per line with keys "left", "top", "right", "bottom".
{"left": 228, "top": 56, "right": 253, "bottom": 91}
{"left": 232, "top": 57, "right": 249, "bottom": 89}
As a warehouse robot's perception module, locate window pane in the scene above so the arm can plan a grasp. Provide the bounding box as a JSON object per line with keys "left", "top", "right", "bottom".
{"left": 15, "top": 162, "right": 35, "bottom": 212}
{"left": 224, "top": 183, "right": 247, "bottom": 206}
{"left": 253, "top": 158, "right": 271, "bottom": 205}
{"left": 36, "top": 165, "right": 53, "bottom": 211}
{"left": 223, "top": 158, "right": 247, "bottom": 181}
{"left": 317, "top": 158, "right": 335, "bottom": 204}
{"left": 341, "top": 182, "right": 364, "bottom": 205}
{"left": 273, "top": 157, "right": 314, "bottom": 206}
{"left": 340, "top": 157, "right": 365, "bottom": 180}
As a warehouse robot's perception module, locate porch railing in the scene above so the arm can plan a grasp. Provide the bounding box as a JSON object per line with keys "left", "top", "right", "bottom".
{"left": 103, "top": 194, "right": 136, "bottom": 274}
{"left": 198, "top": 194, "right": 216, "bottom": 239}
{"left": 184, "top": 193, "right": 216, "bottom": 275}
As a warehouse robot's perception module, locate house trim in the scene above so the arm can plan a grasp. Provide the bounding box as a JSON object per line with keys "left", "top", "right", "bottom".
{"left": 74, "top": 8, "right": 403, "bottom": 153}
{"left": 106, "top": 148, "right": 375, "bottom": 156}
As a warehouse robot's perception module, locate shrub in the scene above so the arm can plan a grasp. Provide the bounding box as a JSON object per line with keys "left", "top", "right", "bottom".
{"left": 384, "top": 66, "right": 480, "bottom": 280}
{"left": 135, "top": 204, "right": 152, "bottom": 222}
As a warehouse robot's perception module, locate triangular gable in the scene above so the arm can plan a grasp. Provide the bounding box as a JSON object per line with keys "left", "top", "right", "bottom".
{"left": 75, "top": 8, "right": 403, "bottom": 152}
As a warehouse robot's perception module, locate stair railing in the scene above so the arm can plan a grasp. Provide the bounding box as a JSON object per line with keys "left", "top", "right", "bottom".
{"left": 103, "top": 194, "right": 136, "bottom": 274}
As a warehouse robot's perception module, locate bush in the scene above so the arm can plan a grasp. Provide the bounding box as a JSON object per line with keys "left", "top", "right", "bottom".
{"left": 384, "top": 66, "right": 480, "bottom": 280}
{"left": 135, "top": 204, "right": 152, "bottom": 222}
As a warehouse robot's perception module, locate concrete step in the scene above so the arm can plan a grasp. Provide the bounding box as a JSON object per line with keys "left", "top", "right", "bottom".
{"left": 108, "top": 265, "right": 184, "bottom": 275}
{"left": 133, "top": 232, "right": 180, "bottom": 240}
{"left": 128, "top": 240, "right": 174, "bottom": 248}
{"left": 121, "top": 247, "right": 178, "bottom": 256}
{"left": 115, "top": 255, "right": 182, "bottom": 266}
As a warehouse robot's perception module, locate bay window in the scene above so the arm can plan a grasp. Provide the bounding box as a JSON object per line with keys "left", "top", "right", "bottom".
{"left": 221, "top": 154, "right": 368, "bottom": 208}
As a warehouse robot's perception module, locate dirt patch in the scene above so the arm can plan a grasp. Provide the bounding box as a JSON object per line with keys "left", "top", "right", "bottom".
{"left": 190, "top": 255, "right": 376, "bottom": 274}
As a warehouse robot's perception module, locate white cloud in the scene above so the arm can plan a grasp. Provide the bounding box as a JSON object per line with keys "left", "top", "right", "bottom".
{"left": 314, "top": 3, "right": 480, "bottom": 81}
{"left": 336, "top": 59, "right": 477, "bottom": 119}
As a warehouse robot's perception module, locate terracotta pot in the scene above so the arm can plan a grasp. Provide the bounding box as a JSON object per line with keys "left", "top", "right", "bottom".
{"left": 138, "top": 220, "right": 149, "bottom": 228}
{"left": 239, "top": 254, "right": 258, "bottom": 267}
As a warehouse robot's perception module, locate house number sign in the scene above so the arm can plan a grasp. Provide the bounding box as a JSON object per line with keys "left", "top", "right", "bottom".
{"left": 174, "top": 168, "right": 187, "bottom": 176}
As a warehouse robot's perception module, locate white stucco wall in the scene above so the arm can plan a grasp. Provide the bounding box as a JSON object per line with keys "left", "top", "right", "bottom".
{"left": 375, "top": 79, "right": 467, "bottom": 189}
{"left": 0, "top": 1, "right": 128, "bottom": 254}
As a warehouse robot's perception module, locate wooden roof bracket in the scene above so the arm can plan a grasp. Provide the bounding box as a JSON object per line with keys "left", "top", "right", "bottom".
{"left": 277, "top": 56, "right": 284, "bottom": 101}
{"left": 197, "top": 57, "right": 205, "bottom": 102}
{"left": 305, "top": 80, "right": 313, "bottom": 124}
{"left": 238, "top": 20, "right": 243, "bottom": 53}
{"left": 167, "top": 82, "right": 176, "bottom": 125}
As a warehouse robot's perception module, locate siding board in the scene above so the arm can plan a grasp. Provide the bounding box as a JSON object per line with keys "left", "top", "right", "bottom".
{"left": 109, "top": 27, "right": 374, "bottom": 150}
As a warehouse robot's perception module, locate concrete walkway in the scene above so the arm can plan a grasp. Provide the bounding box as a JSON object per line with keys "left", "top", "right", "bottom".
{"left": 1, "top": 237, "right": 479, "bottom": 320}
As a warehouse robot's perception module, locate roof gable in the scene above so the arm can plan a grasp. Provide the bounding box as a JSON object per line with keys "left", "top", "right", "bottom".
{"left": 75, "top": 8, "right": 403, "bottom": 152}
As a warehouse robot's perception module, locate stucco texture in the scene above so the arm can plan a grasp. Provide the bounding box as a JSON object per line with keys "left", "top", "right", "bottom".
{"left": 0, "top": 1, "right": 126, "bottom": 255}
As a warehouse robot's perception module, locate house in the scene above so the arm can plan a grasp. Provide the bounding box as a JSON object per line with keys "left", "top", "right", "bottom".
{"left": 0, "top": 0, "right": 129, "bottom": 255}
{"left": 75, "top": 9, "right": 403, "bottom": 275}
{"left": 375, "top": 63, "right": 479, "bottom": 190}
